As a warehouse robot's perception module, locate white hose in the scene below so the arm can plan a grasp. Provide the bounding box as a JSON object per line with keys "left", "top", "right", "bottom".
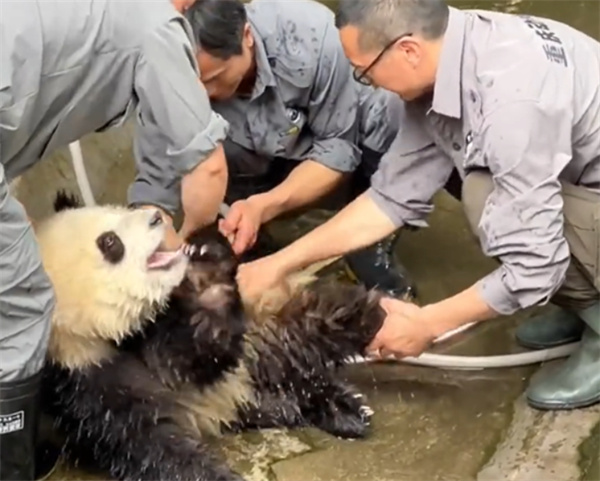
{"left": 68, "top": 141, "right": 96, "bottom": 206}
{"left": 346, "top": 342, "right": 579, "bottom": 371}
{"left": 69, "top": 146, "right": 576, "bottom": 370}
{"left": 346, "top": 321, "right": 579, "bottom": 370}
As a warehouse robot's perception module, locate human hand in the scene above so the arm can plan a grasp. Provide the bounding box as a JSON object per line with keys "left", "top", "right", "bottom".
{"left": 367, "top": 297, "right": 437, "bottom": 359}
{"left": 218, "top": 198, "right": 264, "bottom": 255}
{"left": 236, "top": 254, "right": 288, "bottom": 302}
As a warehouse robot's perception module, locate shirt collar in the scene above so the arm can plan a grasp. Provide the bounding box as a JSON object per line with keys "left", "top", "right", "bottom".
{"left": 431, "top": 7, "right": 467, "bottom": 119}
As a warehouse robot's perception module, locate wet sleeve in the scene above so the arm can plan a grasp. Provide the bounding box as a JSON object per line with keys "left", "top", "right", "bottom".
{"left": 127, "top": 18, "right": 229, "bottom": 216}
{"left": 474, "top": 100, "right": 573, "bottom": 315}
{"left": 365, "top": 113, "right": 454, "bottom": 228}
{"left": 300, "top": 23, "right": 362, "bottom": 173}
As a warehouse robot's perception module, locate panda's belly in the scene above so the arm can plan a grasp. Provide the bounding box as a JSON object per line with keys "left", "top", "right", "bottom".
{"left": 172, "top": 363, "right": 255, "bottom": 437}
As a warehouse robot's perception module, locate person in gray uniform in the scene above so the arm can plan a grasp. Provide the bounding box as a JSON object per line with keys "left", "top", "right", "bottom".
{"left": 183, "top": 0, "right": 427, "bottom": 300}
{"left": 237, "top": 0, "right": 600, "bottom": 411}
{"left": 0, "top": 0, "right": 229, "bottom": 479}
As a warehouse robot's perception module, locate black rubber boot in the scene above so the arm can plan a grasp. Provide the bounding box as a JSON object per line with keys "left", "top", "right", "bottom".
{"left": 0, "top": 372, "right": 60, "bottom": 481}
{"left": 343, "top": 232, "right": 417, "bottom": 300}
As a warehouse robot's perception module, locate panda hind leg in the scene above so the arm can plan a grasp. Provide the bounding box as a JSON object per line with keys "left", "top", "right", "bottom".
{"left": 297, "top": 374, "right": 374, "bottom": 439}
{"left": 232, "top": 373, "right": 373, "bottom": 440}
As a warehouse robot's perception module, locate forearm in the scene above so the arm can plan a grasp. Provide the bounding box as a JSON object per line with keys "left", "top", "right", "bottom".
{"left": 179, "top": 144, "right": 228, "bottom": 237}
{"left": 273, "top": 192, "right": 397, "bottom": 274}
{"left": 250, "top": 160, "right": 346, "bottom": 224}
{"left": 421, "top": 283, "right": 500, "bottom": 338}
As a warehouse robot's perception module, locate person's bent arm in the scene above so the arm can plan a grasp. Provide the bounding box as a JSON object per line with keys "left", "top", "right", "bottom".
{"left": 270, "top": 191, "right": 397, "bottom": 273}
{"left": 128, "top": 14, "right": 229, "bottom": 232}
{"left": 251, "top": 19, "right": 366, "bottom": 223}
{"left": 243, "top": 113, "right": 455, "bottom": 283}
{"left": 179, "top": 143, "right": 227, "bottom": 237}
{"left": 250, "top": 160, "right": 346, "bottom": 224}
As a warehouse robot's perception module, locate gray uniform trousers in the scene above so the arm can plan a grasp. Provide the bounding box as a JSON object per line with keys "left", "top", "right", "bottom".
{"left": 0, "top": 162, "right": 55, "bottom": 382}
{"left": 463, "top": 170, "right": 600, "bottom": 311}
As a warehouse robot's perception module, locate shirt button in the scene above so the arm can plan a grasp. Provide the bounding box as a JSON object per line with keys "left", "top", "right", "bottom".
{"left": 453, "top": 142, "right": 462, "bottom": 151}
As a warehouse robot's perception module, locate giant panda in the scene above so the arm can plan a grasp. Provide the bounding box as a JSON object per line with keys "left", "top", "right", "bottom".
{"left": 37, "top": 191, "right": 387, "bottom": 481}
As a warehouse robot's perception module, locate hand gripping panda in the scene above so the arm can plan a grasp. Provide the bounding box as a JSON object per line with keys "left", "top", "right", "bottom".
{"left": 36, "top": 192, "right": 387, "bottom": 481}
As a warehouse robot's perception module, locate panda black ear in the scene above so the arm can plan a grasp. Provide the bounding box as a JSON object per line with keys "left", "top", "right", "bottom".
{"left": 54, "top": 190, "right": 82, "bottom": 212}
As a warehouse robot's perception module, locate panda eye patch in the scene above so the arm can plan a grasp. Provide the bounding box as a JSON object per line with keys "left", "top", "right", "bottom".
{"left": 96, "top": 231, "right": 125, "bottom": 264}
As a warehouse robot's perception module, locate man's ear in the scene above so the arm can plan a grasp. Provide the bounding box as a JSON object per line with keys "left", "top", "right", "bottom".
{"left": 172, "top": 0, "right": 195, "bottom": 13}
{"left": 396, "top": 37, "right": 423, "bottom": 69}
{"left": 242, "top": 22, "right": 254, "bottom": 48}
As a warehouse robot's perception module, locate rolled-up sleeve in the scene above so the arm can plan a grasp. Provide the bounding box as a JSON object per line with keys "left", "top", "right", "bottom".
{"left": 300, "top": 23, "right": 361, "bottom": 173}
{"left": 474, "top": 100, "right": 573, "bottom": 315}
{"left": 128, "top": 17, "right": 229, "bottom": 215}
{"left": 366, "top": 113, "right": 454, "bottom": 228}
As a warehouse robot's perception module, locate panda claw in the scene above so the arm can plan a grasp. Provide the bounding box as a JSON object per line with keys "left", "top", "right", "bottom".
{"left": 359, "top": 405, "right": 374, "bottom": 418}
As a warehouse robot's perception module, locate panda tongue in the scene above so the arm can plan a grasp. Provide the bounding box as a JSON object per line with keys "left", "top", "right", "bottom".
{"left": 147, "top": 250, "right": 181, "bottom": 269}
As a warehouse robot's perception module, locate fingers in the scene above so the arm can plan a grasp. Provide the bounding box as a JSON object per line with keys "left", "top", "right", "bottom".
{"left": 379, "top": 296, "right": 397, "bottom": 314}
{"left": 366, "top": 335, "right": 383, "bottom": 354}
{"left": 379, "top": 297, "right": 419, "bottom": 316}
{"left": 218, "top": 219, "right": 235, "bottom": 244}
{"left": 219, "top": 202, "right": 259, "bottom": 255}
{"left": 220, "top": 204, "right": 243, "bottom": 237}
{"left": 232, "top": 220, "right": 257, "bottom": 255}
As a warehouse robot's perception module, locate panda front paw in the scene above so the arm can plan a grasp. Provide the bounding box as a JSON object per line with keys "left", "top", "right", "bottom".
{"left": 312, "top": 389, "right": 374, "bottom": 440}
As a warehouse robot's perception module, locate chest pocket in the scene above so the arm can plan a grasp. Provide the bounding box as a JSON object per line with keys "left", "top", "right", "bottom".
{"left": 276, "top": 106, "right": 306, "bottom": 157}
{"left": 245, "top": 88, "right": 308, "bottom": 159}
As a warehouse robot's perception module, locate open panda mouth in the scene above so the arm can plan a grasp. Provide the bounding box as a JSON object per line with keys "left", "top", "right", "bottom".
{"left": 147, "top": 244, "right": 184, "bottom": 270}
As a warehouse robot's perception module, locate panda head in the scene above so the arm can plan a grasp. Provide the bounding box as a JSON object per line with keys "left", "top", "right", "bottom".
{"left": 36, "top": 192, "right": 189, "bottom": 368}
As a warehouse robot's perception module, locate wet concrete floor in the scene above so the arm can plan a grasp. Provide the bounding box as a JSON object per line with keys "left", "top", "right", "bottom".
{"left": 13, "top": 0, "right": 599, "bottom": 480}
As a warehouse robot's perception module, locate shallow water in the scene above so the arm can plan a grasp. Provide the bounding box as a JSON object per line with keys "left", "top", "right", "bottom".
{"left": 31, "top": 1, "right": 600, "bottom": 480}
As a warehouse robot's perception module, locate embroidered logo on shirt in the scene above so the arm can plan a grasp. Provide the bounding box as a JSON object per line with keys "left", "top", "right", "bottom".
{"left": 283, "top": 107, "right": 304, "bottom": 136}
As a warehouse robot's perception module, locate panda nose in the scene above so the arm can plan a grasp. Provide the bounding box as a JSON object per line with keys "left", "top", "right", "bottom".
{"left": 149, "top": 210, "right": 163, "bottom": 228}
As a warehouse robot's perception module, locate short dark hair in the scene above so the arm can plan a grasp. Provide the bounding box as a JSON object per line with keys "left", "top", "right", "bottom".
{"left": 335, "top": 0, "right": 449, "bottom": 50}
{"left": 184, "top": 0, "right": 248, "bottom": 59}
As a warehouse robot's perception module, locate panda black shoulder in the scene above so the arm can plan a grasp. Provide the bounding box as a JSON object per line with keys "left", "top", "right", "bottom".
{"left": 54, "top": 190, "right": 83, "bottom": 212}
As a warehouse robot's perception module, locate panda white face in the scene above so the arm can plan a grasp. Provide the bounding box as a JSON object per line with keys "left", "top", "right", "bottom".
{"left": 35, "top": 205, "right": 189, "bottom": 357}
{"left": 92, "top": 208, "right": 184, "bottom": 273}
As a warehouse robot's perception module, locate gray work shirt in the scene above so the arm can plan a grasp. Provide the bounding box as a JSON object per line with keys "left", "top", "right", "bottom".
{"left": 0, "top": 0, "right": 228, "bottom": 215}
{"left": 368, "top": 7, "right": 600, "bottom": 315}
{"left": 210, "top": 0, "right": 402, "bottom": 173}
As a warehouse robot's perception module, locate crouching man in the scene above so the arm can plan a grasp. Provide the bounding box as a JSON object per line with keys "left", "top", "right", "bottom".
{"left": 184, "top": 0, "right": 418, "bottom": 299}
{"left": 237, "top": 0, "right": 600, "bottom": 411}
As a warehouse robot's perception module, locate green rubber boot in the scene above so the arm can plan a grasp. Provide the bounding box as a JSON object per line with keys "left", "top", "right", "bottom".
{"left": 526, "top": 301, "right": 600, "bottom": 410}
{"left": 515, "top": 308, "right": 585, "bottom": 349}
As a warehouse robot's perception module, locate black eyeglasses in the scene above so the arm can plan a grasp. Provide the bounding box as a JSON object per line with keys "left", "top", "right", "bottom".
{"left": 353, "top": 33, "right": 413, "bottom": 86}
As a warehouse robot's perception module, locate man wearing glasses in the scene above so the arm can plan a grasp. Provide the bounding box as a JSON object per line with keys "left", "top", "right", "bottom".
{"left": 238, "top": 0, "right": 600, "bottom": 411}
{"left": 184, "top": 0, "right": 424, "bottom": 300}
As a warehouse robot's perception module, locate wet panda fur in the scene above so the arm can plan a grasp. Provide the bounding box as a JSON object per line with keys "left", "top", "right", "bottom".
{"left": 39, "top": 191, "right": 386, "bottom": 481}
